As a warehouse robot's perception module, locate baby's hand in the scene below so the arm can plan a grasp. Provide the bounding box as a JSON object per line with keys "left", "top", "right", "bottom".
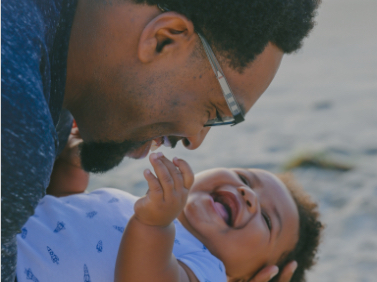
{"left": 58, "top": 120, "right": 83, "bottom": 168}
{"left": 46, "top": 121, "right": 89, "bottom": 197}
{"left": 134, "top": 153, "right": 194, "bottom": 227}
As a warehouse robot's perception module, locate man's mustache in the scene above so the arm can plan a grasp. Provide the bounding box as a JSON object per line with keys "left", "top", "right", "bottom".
{"left": 79, "top": 136, "right": 182, "bottom": 173}
{"left": 167, "top": 136, "right": 180, "bottom": 149}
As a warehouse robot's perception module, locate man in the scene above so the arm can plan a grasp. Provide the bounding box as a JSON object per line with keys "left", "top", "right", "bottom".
{"left": 1, "top": 0, "right": 320, "bottom": 281}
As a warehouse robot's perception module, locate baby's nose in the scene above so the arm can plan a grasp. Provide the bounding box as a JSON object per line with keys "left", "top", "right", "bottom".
{"left": 238, "top": 187, "right": 258, "bottom": 214}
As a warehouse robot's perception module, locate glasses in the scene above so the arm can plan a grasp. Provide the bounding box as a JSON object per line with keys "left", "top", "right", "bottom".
{"left": 158, "top": 4, "right": 245, "bottom": 127}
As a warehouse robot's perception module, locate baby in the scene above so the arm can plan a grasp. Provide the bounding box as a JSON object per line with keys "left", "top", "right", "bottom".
{"left": 17, "top": 145, "right": 322, "bottom": 282}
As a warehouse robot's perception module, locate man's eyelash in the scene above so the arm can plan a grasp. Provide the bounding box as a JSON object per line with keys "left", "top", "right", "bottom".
{"left": 216, "top": 109, "right": 223, "bottom": 121}
{"left": 262, "top": 212, "right": 272, "bottom": 231}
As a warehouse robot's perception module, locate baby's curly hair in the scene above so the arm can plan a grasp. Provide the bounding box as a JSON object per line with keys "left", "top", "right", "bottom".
{"left": 133, "top": 0, "right": 321, "bottom": 70}
{"left": 272, "top": 173, "right": 324, "bottom": 282}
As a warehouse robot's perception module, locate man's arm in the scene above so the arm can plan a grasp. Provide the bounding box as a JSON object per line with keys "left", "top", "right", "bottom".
{"left": 1, "top": 1, "right": 57, "bottom": 280}
{"left": 114, "top": 153, "right": 198, "bottom": 282}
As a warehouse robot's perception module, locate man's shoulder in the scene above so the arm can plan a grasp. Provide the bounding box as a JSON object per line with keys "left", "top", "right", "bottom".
{"left": 2, "top": 0, "right": 45, "bottom": 43}
{"left": 2, "top": 0, "right": 49, "bottom": 98}
{"left": 1, "top": 0, "right": 69, "bottom": 154}
{"left": 1, "top": 0, "right": 69, "bottom": 70}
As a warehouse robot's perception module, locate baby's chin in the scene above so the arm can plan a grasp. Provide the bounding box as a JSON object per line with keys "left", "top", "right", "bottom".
{"left": 222, "top": 254, "right": 267, "bottom": 282}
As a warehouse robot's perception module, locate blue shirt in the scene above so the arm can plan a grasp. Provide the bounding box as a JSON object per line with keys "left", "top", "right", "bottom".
{"left": 16, "top": 189, "right": 226, "bottom": 282}
{"left": 1, "top": 0, "right": 77, "bottom": 280}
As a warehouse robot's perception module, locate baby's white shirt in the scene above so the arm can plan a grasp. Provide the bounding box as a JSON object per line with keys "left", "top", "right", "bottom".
{"left": 16, "top": 188, "right": 226, "bottom": 282}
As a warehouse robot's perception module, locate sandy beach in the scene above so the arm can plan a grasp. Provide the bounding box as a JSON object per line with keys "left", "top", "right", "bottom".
{"left": 88, "top": 0, "right": 377, "bottom": 281}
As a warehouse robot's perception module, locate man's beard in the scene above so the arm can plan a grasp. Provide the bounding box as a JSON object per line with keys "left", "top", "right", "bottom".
{"left": 79, "top": 139, "right": 146, "bottom": 173}
{"left": 79, "top": 136, "right": 180, "bottom": 173}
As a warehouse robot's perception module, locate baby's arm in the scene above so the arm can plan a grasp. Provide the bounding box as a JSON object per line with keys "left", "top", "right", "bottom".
{"left": 46, "top": 124, "right": 89, "bottom": 197}
{"left": 115, "top": 153, "right": 198, "bottom": 282}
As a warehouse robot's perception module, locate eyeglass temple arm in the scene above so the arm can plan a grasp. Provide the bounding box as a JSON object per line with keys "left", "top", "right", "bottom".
{"left": 198, "top": 34, "right": 244, "bottom": 118}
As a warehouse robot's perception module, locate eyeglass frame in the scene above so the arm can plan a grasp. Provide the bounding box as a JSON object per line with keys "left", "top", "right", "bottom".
{"left": 157, "top": 4, "right": 245, "bottom": 127}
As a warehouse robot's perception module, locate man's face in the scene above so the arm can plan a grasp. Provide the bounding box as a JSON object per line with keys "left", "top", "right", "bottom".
{"left": 66, "top": 3, "right": 284, "bottom": 172}
{"left": 178, "top": 168, "right": 299, "bottom": 280}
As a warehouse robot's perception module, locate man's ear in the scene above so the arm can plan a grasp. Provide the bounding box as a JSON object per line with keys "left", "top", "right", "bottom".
{"left": 137, "top": 12, "right": 196, "bottom": 63}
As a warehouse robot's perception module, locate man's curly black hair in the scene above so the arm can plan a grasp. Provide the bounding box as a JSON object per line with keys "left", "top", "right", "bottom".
{"left": 272, "top": 173, "right": 324, "bottom": 282}
{"left": 133, "top": 0, "right": 321, "bottom": 70}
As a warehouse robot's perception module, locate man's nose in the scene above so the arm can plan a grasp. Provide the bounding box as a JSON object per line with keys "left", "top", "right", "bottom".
{"left": 182, "top": 127, "right": 211, "bottom": 150}
{"left": 237, "top": 186, "right": 258, "bottom": 214}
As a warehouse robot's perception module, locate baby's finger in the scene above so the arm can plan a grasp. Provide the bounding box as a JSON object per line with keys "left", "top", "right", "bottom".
{"left": 173, "top": 157, "right": 194, "bottom": 189}
{"left": 143, "top": 169, "right": 164, "bottom": 201}
{"left": 249, "top": 265, "right": 279, "bottom": 282}
{"left": 158, "top": 155, "right": 184, "bottom": 192}
{"left": 276, "top": 261, "right": 297, "bottom": 282}
{"left": 149, "top": 153, "right": 176, "bottom": 196}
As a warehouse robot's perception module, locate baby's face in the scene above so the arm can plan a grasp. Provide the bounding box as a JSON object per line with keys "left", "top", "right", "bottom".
{"left": 178, "top": 168, "right": 299, "bottom": 281}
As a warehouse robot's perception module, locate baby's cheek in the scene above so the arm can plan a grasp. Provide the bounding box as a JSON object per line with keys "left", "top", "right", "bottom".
{"left": 235, "top": 224, "right": 269, "bottom": 255}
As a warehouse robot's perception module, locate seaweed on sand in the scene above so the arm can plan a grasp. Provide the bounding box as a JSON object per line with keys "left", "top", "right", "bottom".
{"left": 283, "top": 151, "right": 354, "bottom": 172}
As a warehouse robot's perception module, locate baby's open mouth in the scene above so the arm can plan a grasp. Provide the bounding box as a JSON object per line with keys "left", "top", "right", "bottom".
{"left": 211, "top": 191, "right": 240, "bottom": 227}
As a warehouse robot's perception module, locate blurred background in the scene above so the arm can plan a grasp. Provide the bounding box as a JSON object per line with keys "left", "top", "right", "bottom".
{"left": 88, "top": 0, "right": 377, "bottom": 281}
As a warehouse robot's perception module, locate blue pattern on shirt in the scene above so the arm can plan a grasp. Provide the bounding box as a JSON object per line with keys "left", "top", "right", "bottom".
{"left": 86, "top": 211, "right": 98, "bottom": 218}
{"left": 108, "top": 197, "right": 119, "bottom": 203}
{"left": 54, "top": 222, "right": 66, "bottom": 233}
{"left": 113, "top": 225, "right": 125, "bottom": 233}
{"left": 47, "top": 246, "right": 59, "bottom": 264}
{"left": 24, "top": 268, "right": 39, "bottom": 282}
{"left": 21, "top": 228, "right": 28, "bottom": 239}
{"left": 83, "top": 264, "right": 91, "bottom": 282}
{"left": 96, "top": 240, "right": 103, "bottom": 253}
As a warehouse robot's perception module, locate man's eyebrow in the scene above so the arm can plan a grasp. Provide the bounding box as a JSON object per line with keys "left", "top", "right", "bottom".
{"left": 273, "top": 205, "right": 282, "bottom": 238}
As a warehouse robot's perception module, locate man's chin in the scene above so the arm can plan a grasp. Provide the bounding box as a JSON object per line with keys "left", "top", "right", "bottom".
{"left": 81, "top": 154, "right": 125, "bottom": 173}
{"left": 79, "top": 140, "right": 150, "bottom": 173}
{"left": 124, "top": 141, "right": 152, "bottom": 160}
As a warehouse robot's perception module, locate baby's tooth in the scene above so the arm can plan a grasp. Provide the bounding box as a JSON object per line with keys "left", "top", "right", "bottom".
{"left": 150, "top": 140, "right": 159, "bottom": 151}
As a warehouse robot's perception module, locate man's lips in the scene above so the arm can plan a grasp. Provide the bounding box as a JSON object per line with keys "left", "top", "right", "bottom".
{"left": 150, "top": 136, "right": 172, "bottom": 151}
{"left": 126, "top": 136, "right": 174, "bottom": 159}
{"left": 211, "top": 191, "right": 241, "bottom": 227}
